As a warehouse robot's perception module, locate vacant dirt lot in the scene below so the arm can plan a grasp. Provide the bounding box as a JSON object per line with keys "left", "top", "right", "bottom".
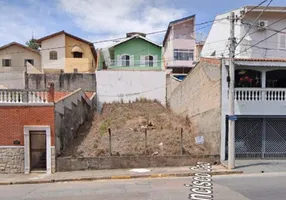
{"left": 64, "top": 101, "right": 207, "bottom": 157}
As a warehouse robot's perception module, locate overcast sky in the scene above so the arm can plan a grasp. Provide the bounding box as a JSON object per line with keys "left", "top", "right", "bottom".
{"left": 1, "top": 0, "right": 286, "bottom": 48}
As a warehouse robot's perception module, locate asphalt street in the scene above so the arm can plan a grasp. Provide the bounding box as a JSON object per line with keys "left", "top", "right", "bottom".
{"left": 0, "top": 173, "right": 286, "bottom": 200}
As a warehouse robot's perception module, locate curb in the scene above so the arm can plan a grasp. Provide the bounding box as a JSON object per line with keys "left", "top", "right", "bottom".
{"left": 0, "top": 170, "right": 243, "bottom": 186}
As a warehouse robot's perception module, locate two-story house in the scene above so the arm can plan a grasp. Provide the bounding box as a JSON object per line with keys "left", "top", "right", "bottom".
{"left": 163, "top": 15, "right": 197, "bottom": 75}
{"left": 98, "top": 32, "right": 163, "bottom": 71}
{"left": 0, "top": 42, "right": 41, "bottom": 73}
{"left": 0, "top": 42, "right": 41, "bottom": 88}
{"left": 201, "top": 6, "right": 286, "bottom": 161}
{"left": 36, "top": 31, "right": 97, "bottom": 73}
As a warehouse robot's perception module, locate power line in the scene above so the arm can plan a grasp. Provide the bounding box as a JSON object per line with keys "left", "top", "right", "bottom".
{"left": 236, "top": 0, "right": 273, "bottom": 47}
{"left": 0, "top": 16, "right": 229, "bottom": 56}
{"left": 238, "top": 0, "right": 269, "bottom": 20}
{"left": 213, "top": 7, "right": 286, "bottom": 58}
{"left": 236, "top": 25, "right": 286, "bottom": 56}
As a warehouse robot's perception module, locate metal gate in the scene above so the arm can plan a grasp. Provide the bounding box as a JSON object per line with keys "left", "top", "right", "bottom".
{"left": 30, "top": 131, "right": 46, "bottom": 170}
{"left": 226, "top": 117, "right": 286, "bottom": 159}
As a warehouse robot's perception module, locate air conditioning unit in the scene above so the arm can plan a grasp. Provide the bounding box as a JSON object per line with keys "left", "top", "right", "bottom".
{"left": 258, "top": 20, "right": 268, "bottom": 30}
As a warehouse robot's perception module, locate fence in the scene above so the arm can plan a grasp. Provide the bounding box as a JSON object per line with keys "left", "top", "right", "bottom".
{"left": 57, "top": 126, "right": 219, "bottom": 171}
{"left": 0, "top": 89, "right": 49, "bottom": 103}
{"left": 106, "top": 128, "right": 186, "bottom": 156}
{"left": 65, "top": 126, "right": 209, "bottom": 158}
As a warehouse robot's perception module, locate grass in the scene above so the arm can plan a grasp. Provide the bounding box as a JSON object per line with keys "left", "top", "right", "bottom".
{"left": 99, "top": 118, "right": 112, "bottom": 136}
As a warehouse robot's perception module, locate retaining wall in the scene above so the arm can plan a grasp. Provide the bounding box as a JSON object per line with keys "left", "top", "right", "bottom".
{"left": 56, "top": 155, "right": 219, "bottom": 171}
{"left": 55, "top": 89, "right": 96, "bottom": 156}
{"left": 26, "top": 73, "right": 96, "bottom": 91}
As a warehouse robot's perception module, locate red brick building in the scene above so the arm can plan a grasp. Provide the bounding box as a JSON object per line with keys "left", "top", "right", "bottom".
{"left": 0, "top": 85, "right": 96, "bottom": 174}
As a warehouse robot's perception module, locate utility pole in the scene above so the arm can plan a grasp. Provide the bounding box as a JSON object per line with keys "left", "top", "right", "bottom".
{"left": 228, "top": 12, "right": 236, "bottom": 170}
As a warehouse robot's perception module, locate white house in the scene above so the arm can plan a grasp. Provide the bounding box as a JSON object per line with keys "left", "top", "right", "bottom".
{"left": 202, "top": 6, "right": 286, "bottom": 161}
{"left": 202, "top": 6, "right": 286, "bottom": 59}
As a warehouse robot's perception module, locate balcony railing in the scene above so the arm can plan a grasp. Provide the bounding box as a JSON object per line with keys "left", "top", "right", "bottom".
{"left": 0, "top": 89, "right": 49, "bottom": 103}
{"left": 235, "top": 88, "right": 286, "bottom": 101}
{"left": 108, "top": 60, "right": 160, "bottom": 67}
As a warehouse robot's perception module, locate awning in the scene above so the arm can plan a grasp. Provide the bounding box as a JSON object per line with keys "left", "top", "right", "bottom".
{"left": 72, "top": 46, "right": 83, "bottom": 53}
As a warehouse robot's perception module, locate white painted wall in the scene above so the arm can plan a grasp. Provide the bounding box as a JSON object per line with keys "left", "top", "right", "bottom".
{"left": 239, "top": 14, "right": 286, "bottom": 58}
{"left": 201, "top": 9, "right": 242, "bottom": 58}
{"left": 41, "top": 34, "right": 65, "bottom": 70}
{"left": 202, "top": 8, "right": 286, "bottom": 59}
{"left": 96, "top": 71, "right": 166, "bottom": 109}
{"left": 163, "top": 27, "right": 174, "bottom": 67}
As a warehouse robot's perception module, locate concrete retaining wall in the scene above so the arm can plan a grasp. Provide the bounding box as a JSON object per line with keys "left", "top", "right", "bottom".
{"left": 57, "top": 155, "right": 219, "bottom": 172}
{"left": 55, "top": 89, "right": 96, "bottom": 156}
{"left": 168, "top": 58, "right": 222, "bottom": 155}
{"left": 26, "top": 73, "right": 96, "bottom": 91}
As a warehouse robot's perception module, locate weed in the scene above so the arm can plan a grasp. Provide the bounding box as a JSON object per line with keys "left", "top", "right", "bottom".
{"left": 99, "top": 118, "right": 112, "bottom": 136}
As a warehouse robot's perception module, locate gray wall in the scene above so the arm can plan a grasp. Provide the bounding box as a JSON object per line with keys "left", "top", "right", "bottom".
{"left": 57, "top": 155, "right": 219, "bottom": 172}
{"left": 166, "top": 74, "right": 181, "bottom": 106}
{"left": 168, "top": 58, "right": 222, "bottom": 155}
{"left": 0, "top": 72, "right": 25, "bottom": 89}
{"left": 26, "top": 73, "right": 96, "bottom": 91}
{"left": 55, "top": 90, "right": 96, "bottom": 156}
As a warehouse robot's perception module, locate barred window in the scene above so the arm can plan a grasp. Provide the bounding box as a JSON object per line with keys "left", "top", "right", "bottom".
{"left": 49, "top": 51, "right": 58, "bottom": 60}
{"left": 174, "top": 49, "right": 194, "bottom": 61}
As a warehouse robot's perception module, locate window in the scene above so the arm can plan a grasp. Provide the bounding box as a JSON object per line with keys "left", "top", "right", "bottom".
{"left": 266, "top": 70, "right": 286, "bottom": 88}
{"left": 73, "top": 52, "right": 83, "bottom": 58}
{"left": 174, "top": 49, "right": 194, "bottom": 61}
{"left": 122, "top": 55, "right": 130, "bottom": 66}
{"left": 279, "top": 33, "right": 286, "bottom": 49}
{"left": 145, "top": 55, "right": 154, "bottom": 67}
{"left": 24, "top": 59, "right": 34, "bottom": 66}
{"left": 235, "top": 69, "right": 261, "bottom": 88}
{"left": 49, "top": 51, "right": 58, "bottom": 60}
{"left": 2, "top": 59, "right": 11, "bottom": 67}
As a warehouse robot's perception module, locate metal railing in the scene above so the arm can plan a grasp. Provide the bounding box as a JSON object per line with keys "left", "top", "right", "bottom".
{"left": 235, "top": 88, "right": 286, "bottom": 101}
{"left": 0, "top": 89, "right": 49, "bottom": 103}
{"left": 108, "top": 59, "right": 160, "bottom": 67}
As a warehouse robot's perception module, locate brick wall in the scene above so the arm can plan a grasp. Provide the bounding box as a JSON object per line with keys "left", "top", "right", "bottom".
{"left": 0, "top": 106, "right": 55, "bottom": 146}
{"left": 168, "top": 58, "right": 222, "bottom": 154}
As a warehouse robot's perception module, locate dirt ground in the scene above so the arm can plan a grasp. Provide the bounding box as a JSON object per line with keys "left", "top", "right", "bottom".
{"left": 63, "top": 100, "right": 207, "bottom": 157}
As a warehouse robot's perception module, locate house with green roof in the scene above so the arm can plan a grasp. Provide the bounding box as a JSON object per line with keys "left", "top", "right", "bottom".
{"left": 98, "top": 32, "right": 163, "bottom": 71}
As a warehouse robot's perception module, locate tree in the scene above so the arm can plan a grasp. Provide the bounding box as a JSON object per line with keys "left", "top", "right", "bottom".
{"left": 26, "top": 38, "right": 39, "bottom": 50}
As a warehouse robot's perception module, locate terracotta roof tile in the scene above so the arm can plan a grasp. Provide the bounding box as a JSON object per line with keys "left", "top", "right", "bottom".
{"left": 235, "top": 58, "right": 286, "bottom": 62}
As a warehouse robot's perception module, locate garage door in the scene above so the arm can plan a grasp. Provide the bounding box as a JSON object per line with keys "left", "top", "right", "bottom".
{"left": 226, "top": 117, "right": 286, "bottom": 159}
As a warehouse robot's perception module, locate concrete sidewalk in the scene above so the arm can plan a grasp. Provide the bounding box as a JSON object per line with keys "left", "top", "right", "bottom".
{"left": 222, "top": 160, "right": 286, "bottom": 174}
{"left": 0, "top": 165, "right": 242, "bottom": 185}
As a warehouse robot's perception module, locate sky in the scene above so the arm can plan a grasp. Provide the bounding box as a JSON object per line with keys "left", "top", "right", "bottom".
{"left": 1, "top": 0, "right": 286, "bottom": 48}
